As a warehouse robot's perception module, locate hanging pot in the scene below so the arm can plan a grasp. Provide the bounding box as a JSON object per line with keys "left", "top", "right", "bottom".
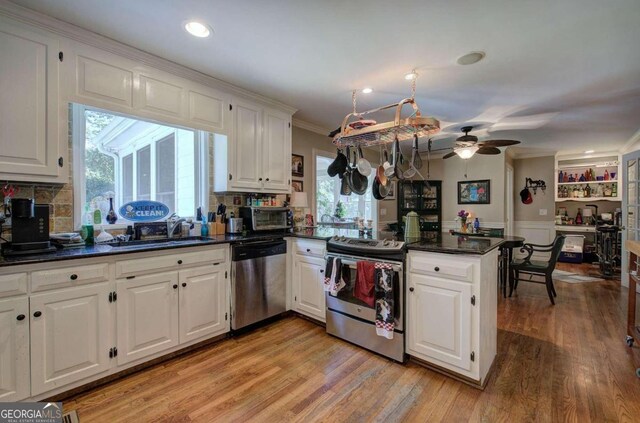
{"left": 377, "top": 150, "right": 388, "bottom": 186}
{"left": 349, "top": 149, "right": 369, "bottom": 195}
{"left": 327, "top": 148, "right": 348, "bottom": 177}
{"left": 356, "top": 146, "right": 372, "bottom": 176}
{"left": 372, "top": 176, "right": 383, "bottom": 200}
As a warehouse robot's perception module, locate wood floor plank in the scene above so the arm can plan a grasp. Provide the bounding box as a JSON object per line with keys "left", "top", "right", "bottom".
{"left": 59, "top": 263, "right": 640, "bottom": 422}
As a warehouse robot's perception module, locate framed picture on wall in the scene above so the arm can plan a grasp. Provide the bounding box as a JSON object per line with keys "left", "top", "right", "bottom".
{"left": 458, "top": 179, "right": 490, "bottom": 204}
{"left": 292, "top": 180, "right": 304, "bottom": 192}
{"left": 384, "top": 180, "right": 397, "bottom": 200}
{"left": 291, "top": 154, "right": 304, "bottom": 177}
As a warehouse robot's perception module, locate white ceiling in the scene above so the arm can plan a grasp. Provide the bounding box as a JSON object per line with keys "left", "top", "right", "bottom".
{"left": 10, "top": 0, "right": 640, "bottom": 155}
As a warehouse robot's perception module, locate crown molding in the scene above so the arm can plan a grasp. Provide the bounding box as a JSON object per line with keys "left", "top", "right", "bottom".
{"left": 0, "top": 0, "right": 297, "bottom": 115}
{"left": 511, "top": 151, "right": 557, "bottom": 160}
{"left": 292, "top": 118, "right": 332, "bottom": 136}
{"left": 621, "top": 127, "right": 640, "bottom": 154}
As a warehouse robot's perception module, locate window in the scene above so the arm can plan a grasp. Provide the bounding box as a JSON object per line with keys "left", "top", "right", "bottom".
{"left": 73, "top": 104, "right": 207, "bottom": 228}
{"left": 315, "top": 152, "right": 376, "bottom": 228}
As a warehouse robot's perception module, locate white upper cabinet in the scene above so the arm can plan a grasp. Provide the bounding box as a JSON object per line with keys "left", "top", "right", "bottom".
{"left": 62, "top": 41, "right": 231, "bottom": 135}
{"left": 0, "top": 17, "right": 66, "bottom": 183}
{"left": 262, "top": 108, "right": 292, "bottom": 192}
{"left": 214, "top": 98, "right": 292, "bottom": 193}
{"left": 230, "top": 99, "right": 263, "bottom": 190}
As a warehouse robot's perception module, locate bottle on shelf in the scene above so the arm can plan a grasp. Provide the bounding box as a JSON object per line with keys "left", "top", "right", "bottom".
{"left": 585, "top": 184, "right": 591, "bottom": 197}
{"left": 604, "top": 170, "right": 610, "bottom": 181}
{"left": 579, "top": 173, "right": 585, "bottom": 182}
{"left": 612, "top": 183, "right": 617, "bottom": 197}
{"left": 604, "top": 184, "right": 612, "bottom": 197}
{"left": 568, "top": 173, "right": 575, "bottom": 182}
{"left": 576, "top": 208, "right": 583, "bottom": 225}
{"left": 558, "top": 171, "right": 564, "bottom": 183}
{"left": 563, "top": 172, "right": 569, "bottom": 182}
{"left": 473, "top": 217, "right": 480, "bottom": 233}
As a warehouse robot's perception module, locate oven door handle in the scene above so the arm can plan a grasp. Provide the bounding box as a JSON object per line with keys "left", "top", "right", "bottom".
{"left": 326, "top": 255, "right": 403, "bottom": 273}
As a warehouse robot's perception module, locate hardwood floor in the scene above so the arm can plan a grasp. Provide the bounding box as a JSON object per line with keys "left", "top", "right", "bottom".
{"left": 61, "top": 267, "right": 640, "bottom": 422}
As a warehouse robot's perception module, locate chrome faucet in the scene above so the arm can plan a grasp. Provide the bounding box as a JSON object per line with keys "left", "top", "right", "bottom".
{"left": 166, "top": 213, "right": 186, "bottom": 238}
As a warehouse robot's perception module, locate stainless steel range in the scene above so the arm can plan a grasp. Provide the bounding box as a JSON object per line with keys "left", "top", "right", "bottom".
{"left": 325, "top": 234, "right": 406, "bottom": 362}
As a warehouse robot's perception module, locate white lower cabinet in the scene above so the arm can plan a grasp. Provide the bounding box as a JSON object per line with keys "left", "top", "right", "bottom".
{"left": 408, "top": 274, "right": 472, "bottom": 371}
{"left": 30, "top": 283, "right": 112, "bottom": 396}
{"left": 292, "top": 255, "right": 326, "bottom": 322}
{"left": 179, "top": 265, "right": 228, "bottom": 344}
{"left": 116, "top": 272, "right": 179, "bottom": 365}
{"left": 407, "top": 250, "right": 498, "bottom": 387}
{"left": 0, "top": 296, "right": 30, "bottom": 401}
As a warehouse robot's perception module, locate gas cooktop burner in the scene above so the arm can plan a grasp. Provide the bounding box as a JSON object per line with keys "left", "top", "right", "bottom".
{"left": 327, "top": 235, "right": 404, "bottom": 252}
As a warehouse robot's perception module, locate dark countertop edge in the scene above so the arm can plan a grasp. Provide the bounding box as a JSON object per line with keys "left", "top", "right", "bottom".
{"left": 405, "top": 239, "right": 506, "bottom": 255}
{"left": 0, "top": 233, "right": 297, "bottom": 268}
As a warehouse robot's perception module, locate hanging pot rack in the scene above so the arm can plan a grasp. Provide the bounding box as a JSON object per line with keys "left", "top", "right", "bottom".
{"left": 332, "top": 97, "right": 440, "bottom": 148}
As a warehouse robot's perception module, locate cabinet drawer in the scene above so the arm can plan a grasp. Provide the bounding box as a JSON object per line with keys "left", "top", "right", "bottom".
{"left": 409, "top": 253, "right": 475, "bottom": 282}
{"left": 294, "top": 240, "right": 326, "bottom": 258}
{"left": 116, "top": 247, "right": 226, "bottom": 278}
{"left": 0, "top": 273, "right": 27, "bottom": 298}
{"left": 31, "top": 263, "right": 110, "bottom": 292}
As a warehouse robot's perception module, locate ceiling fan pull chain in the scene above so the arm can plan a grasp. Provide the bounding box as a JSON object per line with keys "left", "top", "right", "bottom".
{"left": 411, "top": 73, "right": 417, "bottom": 100}
{"left": 352, "top": 90, "right": 357, "bottom": 115}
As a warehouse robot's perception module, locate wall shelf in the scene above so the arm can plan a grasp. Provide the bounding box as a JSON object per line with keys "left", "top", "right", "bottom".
{"left": 555, "top": 153, "right": 622, "bottom": 203}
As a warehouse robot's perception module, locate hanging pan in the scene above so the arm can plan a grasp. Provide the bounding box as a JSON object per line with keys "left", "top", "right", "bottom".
{"left": 348, "top": 148, "right": 369, "bottom": 195}
{"left": 327, "top": 148, "right": 348, "bottom": 177}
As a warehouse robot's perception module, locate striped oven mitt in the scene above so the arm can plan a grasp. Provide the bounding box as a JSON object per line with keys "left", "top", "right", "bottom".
{"left": 374, "top": 263, "right": 395, "bottom": 339}
{"left": 324, "top": 257, "right": 334, "bottom": 291}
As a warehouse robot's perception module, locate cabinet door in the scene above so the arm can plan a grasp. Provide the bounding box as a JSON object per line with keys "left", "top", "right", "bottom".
{"left": 179, "top": 266, "right": 228, "bottom": 344}
{"left": 230, "top": 99, "right": 262, "bottom": 190}
{"left": 293, "top": 256, "right": 326, "bottom": 321}
{"left": 116, "top": 272, "right": 179, "bottom": 365}
{"left": 0, "top": 17, "right": 63, "bottom": 181}
{"left": 262, "top": 108, "right": 291, "bottom": 192}
{"left": 408, "top": 274, "right": 472, "bottom": 371}
{"left": 0, "top": 297, "right": 30, "bottom": 401}
{"left": 30, "top": 283, "right": 111, "bottom": 396}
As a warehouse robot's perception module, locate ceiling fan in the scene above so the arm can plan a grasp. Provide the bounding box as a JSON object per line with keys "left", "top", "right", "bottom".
{"left": 431, "top": 126, "right": 521, "bottom": 159}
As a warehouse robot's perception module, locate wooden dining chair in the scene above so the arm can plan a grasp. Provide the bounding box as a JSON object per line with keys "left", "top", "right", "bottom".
{"left": 509, "top": 235, "right": 566, "bottom": 305}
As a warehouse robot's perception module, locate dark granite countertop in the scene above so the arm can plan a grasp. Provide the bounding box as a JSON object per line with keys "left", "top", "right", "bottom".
{"left": 0, "top": 232, "right": 293, "bottom": 268}
{"left": 405, "top": 234, "right": 506, "bottom": 255}
{"left": 289, "top": 227, "right": 364, "bottom": 240}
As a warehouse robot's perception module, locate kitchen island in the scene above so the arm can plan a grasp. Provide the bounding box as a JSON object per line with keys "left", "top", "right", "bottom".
{"left": 405, "top": 234, "right": 502, "bottom": 388}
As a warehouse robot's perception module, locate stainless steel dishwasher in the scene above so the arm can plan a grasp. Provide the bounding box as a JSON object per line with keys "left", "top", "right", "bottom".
{"left": 231, "top": 239, "right": 287, "bottom": 330}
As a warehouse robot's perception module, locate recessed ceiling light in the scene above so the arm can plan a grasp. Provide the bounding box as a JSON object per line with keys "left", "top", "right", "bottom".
{"left": 362, "top": 87, "right": 373, "bottom": 94}
{"left": 585, "top": 150, "right": 594, "bottom": 154}
{"left": 404, "top": 71, "right": 418, "bottom": 80}
{"left": 184, "top": 21, "right": 212, "bottom": 38}
{"left": 457, "top": 51, "right": 486, "bottom": 66}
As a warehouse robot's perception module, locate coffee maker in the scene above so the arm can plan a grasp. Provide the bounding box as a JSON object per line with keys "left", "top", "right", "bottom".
{"left": 2, "top": 198, "right": 55, "bottom": 256}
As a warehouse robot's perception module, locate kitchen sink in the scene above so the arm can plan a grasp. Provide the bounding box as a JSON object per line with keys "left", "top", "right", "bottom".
{"left": 106, "top": 236, "right": 211, "bottom": 249}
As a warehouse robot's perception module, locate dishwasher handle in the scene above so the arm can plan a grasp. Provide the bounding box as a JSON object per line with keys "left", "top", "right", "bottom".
{"left": 232, "top": 240, "right": 286, "bottom": 261}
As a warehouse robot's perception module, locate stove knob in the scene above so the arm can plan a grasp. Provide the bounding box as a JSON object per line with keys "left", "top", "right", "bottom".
{"left": 333, "top": 235, "right": 340, "bottom": 241}
{"left": 382, "top": 239, "right": 390, "bottom": 246}
{"left": 391, "top": 241, "right": 398, "bottom": 247}
{"left": 340, "top": 236, "right": 347, "bottom": 241}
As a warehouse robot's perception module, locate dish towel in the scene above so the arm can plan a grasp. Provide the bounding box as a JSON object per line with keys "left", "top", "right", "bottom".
{"left": 324, "top": 257, "right": 335, "bottom": 292}
{"left": 354, "top": 261, "right": 376, "bottom": 307}
{"left": 374, "top": 263, "right": 395, "bottom": 339}
{"left": 324, "top": 257, "right": 346, "bottom": 296}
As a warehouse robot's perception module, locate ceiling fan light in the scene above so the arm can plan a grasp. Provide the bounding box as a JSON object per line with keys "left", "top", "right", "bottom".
{"left": 455, "top": 146, "right": 479, "bottom": 159}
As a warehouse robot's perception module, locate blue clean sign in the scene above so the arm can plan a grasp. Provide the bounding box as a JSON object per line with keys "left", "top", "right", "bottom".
{"left": 119, "top": 201, "right": 170, "bottom": 222}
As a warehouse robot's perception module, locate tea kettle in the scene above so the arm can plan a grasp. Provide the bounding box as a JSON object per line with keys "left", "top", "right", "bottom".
{"left": 403, "top": 211, "right": 421, "bottom": 239}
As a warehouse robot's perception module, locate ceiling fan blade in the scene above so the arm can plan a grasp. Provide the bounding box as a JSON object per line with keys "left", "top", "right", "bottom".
{"left": 429, "top": 146, "right": 453, "bottom": 152}
{"left": 443, "top": 151, "right": 458, "bottom": 159}
{"left": 478, "top": 139, "right": 521, "bottom": 147}
{"left": 476, "top": 146, "right": 501, "bottom": 155}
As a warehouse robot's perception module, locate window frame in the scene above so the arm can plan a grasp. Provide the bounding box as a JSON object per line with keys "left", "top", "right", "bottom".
{"left": 312, "top": 148, "right": 377, "bottom": 228}
{"left": 72, "top": 104, "right": 208, "bottom": 230}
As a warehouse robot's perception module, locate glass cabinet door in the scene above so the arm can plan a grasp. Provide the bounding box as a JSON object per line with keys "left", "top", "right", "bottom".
{"left": 400, "top": 182, "right": 420, "bottom": 210}
{"left": 421, "top": 183, "right": 439, "bottom": 211}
